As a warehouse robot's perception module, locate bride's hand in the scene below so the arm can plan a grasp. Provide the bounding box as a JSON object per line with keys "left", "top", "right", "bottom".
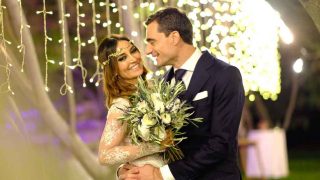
{"left": 118, "top": 163, "right": 139, "bottom": 180}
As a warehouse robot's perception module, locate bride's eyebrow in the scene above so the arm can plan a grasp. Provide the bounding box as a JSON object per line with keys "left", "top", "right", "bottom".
{"left": 118, "top": 44, "right": 133, "bottom": 56}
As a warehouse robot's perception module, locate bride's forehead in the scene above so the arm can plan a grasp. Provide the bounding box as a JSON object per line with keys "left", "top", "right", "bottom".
{"left": 117, "top": 40, "right": 132, "bottom": 49}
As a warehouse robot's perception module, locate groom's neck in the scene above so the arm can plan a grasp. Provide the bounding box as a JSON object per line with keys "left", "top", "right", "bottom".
{"left": 174, "top": 44, "right": 196, "bottom": 68}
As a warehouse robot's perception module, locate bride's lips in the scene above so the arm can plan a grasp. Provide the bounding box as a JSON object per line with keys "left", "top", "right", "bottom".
{"left": 129, "top": 63, "right": 140, "bottom": 70}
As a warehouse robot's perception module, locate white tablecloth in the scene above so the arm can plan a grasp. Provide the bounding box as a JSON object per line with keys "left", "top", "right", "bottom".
{"left": 246, "top": 129, "right": 289, "bottom": 178}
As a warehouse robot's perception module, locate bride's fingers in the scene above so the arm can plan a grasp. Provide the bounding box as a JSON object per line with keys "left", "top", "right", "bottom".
{"left": 123, "top": 163, "right": 137, "bottom": 170}
{"left": 119, "top": 168, "right": 139, "bottom": 180}
{"left": 128, "top": 167, "right": 139, "bottom": 174}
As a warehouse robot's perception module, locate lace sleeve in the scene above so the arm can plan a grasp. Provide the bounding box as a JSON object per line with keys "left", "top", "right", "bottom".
{"left": 98, "top": 98, "right": 162, "bottom": 166}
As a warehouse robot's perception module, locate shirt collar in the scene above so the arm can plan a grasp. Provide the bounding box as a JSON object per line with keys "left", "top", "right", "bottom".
{"left": 174, "top": 48, "right": 202, "bottom": 72}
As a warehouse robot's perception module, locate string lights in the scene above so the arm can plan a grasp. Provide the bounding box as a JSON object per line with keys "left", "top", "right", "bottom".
{"left": 0, "top": 1, "right": 14, "bottom": 95}
{"left": 89, "top": 0, "right": 103, "bottom": 87}
{"left": 36, "top": 0, "right": 53, "bottom": 92}
{"left": 177, "top": 0, "right": 288, "bottom": 101}
{"left": 1, "top": 0, "right": 292, "bottom": 101}
{"left": 58, "top": 0, "right": 73, "bottom": 95}
{"left": 75, "top": 0, "right": 88, "bottom": 88}
{"left": 104, "top": 0, "right": 111, "bottom": 35}
{"left": 17, "top": 0, "right": 26, "bottom": 73}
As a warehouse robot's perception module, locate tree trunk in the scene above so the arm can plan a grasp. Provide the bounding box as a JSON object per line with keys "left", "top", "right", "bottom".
{"left": 283, "top": 74, "right": 299, "bottom": 130}
{"left": 254, "top": 95, "right": 272, "bottom": 128}
{"left": 4, "top": 0, "right": 112, "bottom": 178}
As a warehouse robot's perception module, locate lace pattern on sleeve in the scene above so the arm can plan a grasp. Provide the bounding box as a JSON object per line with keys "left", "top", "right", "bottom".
{"left": 99, "top": 98, "right": 162, "bottom": 165}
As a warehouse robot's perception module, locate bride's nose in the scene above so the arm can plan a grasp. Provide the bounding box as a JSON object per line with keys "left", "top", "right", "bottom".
{"left": 128, "top": 54, "right": 137, "bottom": 62}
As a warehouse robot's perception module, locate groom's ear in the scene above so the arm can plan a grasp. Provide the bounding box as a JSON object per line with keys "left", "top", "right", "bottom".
{"left": 170, "top": 31, "right": 181, "bottom": 46}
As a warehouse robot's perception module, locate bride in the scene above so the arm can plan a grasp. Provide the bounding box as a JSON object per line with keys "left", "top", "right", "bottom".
{"left": 97, "top": 35, "right": 166, "bottom": 168}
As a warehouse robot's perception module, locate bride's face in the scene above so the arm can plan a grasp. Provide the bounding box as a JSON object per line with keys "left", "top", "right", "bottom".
{"left": 116, "top": 40, "right": 144, "bottom": 83}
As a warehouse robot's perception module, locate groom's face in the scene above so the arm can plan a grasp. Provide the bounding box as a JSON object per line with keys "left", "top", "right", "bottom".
{"left": 145, "top": 21, "right": 176, "bottom": 67}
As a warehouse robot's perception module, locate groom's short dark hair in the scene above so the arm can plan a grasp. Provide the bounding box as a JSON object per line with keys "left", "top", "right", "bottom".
{"left": 145, "top": 7, "right": 193, "bottom": 45}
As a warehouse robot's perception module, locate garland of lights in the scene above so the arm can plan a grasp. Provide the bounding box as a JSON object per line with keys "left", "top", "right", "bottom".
{"left": 17, "top": 0, "right": 25, "bottom": 73}
{"left": 105, "top": 0, "right": 111, "bottom": 35}
{"left": 89, "top": 0, "right": 102, "bottom": 87}
{"left": 75, "top": 0, "right": 88, "bottom": 88}
{"left": 0, "top": 1, "right": 14, "bottom": 95}
{"left": 59, "top": 0, "right": 73, "bottom": 95}
{"left": 1, "top": 0, "right": 290, "bottom": 101}
{"left": 36, "top": 0, "right": 53, "bottom": 92}
{"left": 100, "top": 1, "right": 112, "bottom": 31}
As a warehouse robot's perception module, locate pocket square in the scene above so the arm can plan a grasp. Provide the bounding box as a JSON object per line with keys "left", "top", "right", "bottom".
{"left": 193, "top": 91, "right": 208, "bottom": 101}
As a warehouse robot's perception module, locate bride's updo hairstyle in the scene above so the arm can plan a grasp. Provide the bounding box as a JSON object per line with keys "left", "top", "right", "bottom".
{"left": 98, "top": 35, "right": 147, "bottom": 108}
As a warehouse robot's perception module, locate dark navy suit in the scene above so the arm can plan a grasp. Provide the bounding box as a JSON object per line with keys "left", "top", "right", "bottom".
{"left": 165, "top": 51, "right": 245, "bottom": 180}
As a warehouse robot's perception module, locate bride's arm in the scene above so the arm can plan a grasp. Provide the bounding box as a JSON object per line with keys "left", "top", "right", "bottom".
{"left": 98, "top": 101, "right": 161, "bottom": 166}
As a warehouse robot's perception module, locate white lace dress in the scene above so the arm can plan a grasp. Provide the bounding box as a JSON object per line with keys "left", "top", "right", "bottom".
{"left": 98, "top": 98, "right": 166, "bottom": 167}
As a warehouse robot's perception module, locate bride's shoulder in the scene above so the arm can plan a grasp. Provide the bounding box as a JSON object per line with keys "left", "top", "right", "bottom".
{"left": 112, "top": 97, "right": 130, "bottom": 105}
{"left": 108, "top": 97, "right": 130, "bottom": 113}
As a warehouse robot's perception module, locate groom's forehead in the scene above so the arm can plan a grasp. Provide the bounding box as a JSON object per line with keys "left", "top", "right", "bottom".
{"left": 146, "top": 21, "right": 160, "bottom": 34}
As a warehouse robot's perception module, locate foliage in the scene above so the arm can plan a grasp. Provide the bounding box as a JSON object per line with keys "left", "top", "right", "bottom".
{"left": 119, "top": 77, "right": 202, "bottom": 162}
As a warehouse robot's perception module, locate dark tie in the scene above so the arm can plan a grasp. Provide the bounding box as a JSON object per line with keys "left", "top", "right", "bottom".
{"left": 174, "top": 69, "right": 187, "bottom": 83}
{"left": 174, "top": 69, "right": 187, "bottom": 98}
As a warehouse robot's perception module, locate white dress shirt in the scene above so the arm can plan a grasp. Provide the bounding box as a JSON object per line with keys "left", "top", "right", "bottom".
{"left": 160, "top": 48, "right": 202, "bottom": 180}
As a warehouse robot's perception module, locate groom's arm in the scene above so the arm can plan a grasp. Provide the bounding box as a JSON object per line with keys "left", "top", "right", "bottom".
{"left": 168, "top": 66, "right": 245, "bottom": 179}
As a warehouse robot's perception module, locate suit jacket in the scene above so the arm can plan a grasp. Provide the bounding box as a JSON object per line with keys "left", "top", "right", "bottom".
{"left": 164, "top": 51, "right": 245, "bottom": 180}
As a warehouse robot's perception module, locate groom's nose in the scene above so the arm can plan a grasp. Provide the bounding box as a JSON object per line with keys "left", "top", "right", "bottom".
{"left": 145, "top": 44, "right": 153, "bottom": 55}
{"left": 146, "top": 46, "right": 158, "bottom": 58}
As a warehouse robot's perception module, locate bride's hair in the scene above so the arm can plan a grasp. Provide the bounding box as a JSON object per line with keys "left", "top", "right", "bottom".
{"left": 98, "top": 35, "right": 148, "bottom": 108}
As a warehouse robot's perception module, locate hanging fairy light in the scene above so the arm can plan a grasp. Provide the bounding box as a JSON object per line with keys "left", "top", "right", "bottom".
{"left": 58, "top": 0, "right": 73, "bottom": 95}
{"left": 0, "top": 47, "right": 14, "bottom": 95}
{"left": 0, "top": 1, "right": 14, "bottom": 95}
{"left": 105, "top": 0, "right": 111, "bottom": 34}
{"left": 36, "top": 0, "right": 53, "bottom": 92}
{"left": 89, "top": 0, "right": 102, "bottom": 87}
{"left": 17, "top": 0, "right": 26, "bottom": 73}
{"left": 74, "top": 0, "right": 88, "bottom": 88}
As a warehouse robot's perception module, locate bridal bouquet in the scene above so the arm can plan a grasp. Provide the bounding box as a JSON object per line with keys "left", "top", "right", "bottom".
{"left": 118, "top": 77, "right": 202, "bottom": 162}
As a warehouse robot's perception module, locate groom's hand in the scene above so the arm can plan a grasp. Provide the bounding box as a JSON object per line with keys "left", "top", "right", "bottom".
{"left": 137, "top": 164, "right": 163, "bottom": 180}
{"left": 119, "top": 164, "right": 139, "bottom": 180}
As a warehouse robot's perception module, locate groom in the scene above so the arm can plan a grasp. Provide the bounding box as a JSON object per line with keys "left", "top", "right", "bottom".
{"left": 120, "top": 7, "right": 244, "bottom": 180}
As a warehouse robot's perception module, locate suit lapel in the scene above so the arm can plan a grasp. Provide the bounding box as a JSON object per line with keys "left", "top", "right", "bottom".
{"left": 184, "top": 51, "right": 214, "bottom": 102}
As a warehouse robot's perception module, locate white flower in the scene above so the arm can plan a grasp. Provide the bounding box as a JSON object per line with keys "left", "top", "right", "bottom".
{"left": 137, "top": 101, "right": 148, "bottom": 113}
{"left": 141, "top": 114, "right": 157, "bottom": 126}
{"left": 138, "top": 124, "right": 150, "bottom": 141}
{"left": 151, "top": 93, "right": 161, "bottom": 102}
{"left": 161, "top": 113, "right": 171, "bottom": 124}
{"left": 172, "top": 98, "right": 181, "bottom": 112}
{"left": 155, "top": 101, "right": 165, "bottom": 113}
{"left": 154, "top": 126, "right": 166, "bottom": 141}
{"left": 151, "top": 93, "right": 165, "bottom": 112}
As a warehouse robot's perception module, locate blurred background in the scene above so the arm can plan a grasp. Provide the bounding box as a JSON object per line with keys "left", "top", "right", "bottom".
{"left": 0, "top": 0, "right": 319, "bottom": 179}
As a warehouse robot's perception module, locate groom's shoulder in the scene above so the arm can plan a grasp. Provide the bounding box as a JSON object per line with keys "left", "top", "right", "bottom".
{"left": 201, "top": 51, "right": 233, "bottom": 69}
{"left": 201, "top": 51, "right": 241, "bottom": 77}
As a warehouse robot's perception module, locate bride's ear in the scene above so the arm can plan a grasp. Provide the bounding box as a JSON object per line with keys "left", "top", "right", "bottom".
{"left": 170, "top": 31, "right": 181, "bottom": 46}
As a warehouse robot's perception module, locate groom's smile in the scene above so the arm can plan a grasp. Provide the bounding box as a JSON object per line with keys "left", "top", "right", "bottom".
{"left": 145, "top": 21, "right": 178, "bottom": 67}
